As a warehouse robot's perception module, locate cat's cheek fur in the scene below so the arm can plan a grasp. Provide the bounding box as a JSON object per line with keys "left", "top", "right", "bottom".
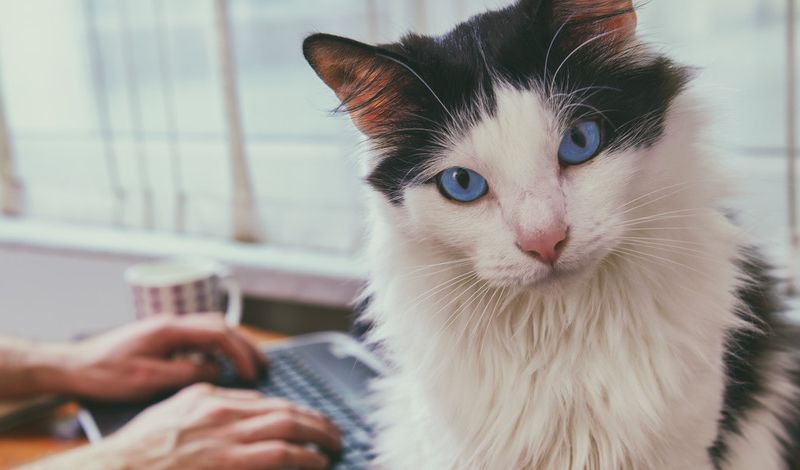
{"left": 557, "top": 152, "right": 637, "bottom": 270}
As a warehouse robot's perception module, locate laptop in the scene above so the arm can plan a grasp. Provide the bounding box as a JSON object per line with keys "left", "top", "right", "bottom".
{"left": 78, "top": 332, "right": 386, "bottom": 470}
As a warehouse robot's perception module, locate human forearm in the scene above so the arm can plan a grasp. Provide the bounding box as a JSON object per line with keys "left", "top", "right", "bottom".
{"left": 0, "top": 338, "right": 72, "bottom": 399}
{"left": 17, "top": 440, "right": 128, "bottom": 470}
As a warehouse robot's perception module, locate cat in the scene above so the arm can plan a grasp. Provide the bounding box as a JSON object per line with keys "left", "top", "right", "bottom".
{"left": 302, "top": 0, "right": 800, "bottom": 468}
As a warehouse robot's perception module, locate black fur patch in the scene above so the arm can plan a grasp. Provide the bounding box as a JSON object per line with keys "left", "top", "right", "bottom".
{"left": 322, "top": 0, "right": 689, "bottom": 203}
{"left": 709, "top": 248, "right": 800, "bottom": 469}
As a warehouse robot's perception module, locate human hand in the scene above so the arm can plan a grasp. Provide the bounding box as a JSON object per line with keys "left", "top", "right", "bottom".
{"left": 24, "top": 383, "right": 341, "bottom": 470}
{"left": 58, "top": 314, "right": 267, "bottom": 401}
{"left": 109, "top": 383, "right": 341, "bottom": 469}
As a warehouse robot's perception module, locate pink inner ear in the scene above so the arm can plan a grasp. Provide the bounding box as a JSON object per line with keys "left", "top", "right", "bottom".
{"left": 320, "top": 58, "right": 417, "bottom": 138}
{"left": 336, "top": 62, "right": 410, "bottom": 136}
{"left": 554, "top": 0, "right": 637, "bottom": 47}
{"left": 305, "top": 39, "right": 418, "bottom": 137}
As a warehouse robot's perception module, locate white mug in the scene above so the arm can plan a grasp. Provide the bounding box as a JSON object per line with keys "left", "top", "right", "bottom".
{"left": 125, "top": 258, "right": 242, "bottom": 326}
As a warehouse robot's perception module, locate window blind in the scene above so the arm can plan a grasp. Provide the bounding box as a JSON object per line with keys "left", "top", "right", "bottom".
{"left": 0, "top": 71, "right": 20, "bottom": 217}
{"left": 0, "top": 0, "right": 794, "bottom": 266}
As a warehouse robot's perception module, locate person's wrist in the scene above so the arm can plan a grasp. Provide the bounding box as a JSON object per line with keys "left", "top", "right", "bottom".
{"left": 19, "top": 439, "right": 128, "bottom": 470}
{"left": 23, "top": 341, "right": 80, "bottom": 395}
{"left": 99, "top": 422, "right": 177, "bottom": 470}
{"left": 93, "top": 437, "right": 147, "bottom": 470}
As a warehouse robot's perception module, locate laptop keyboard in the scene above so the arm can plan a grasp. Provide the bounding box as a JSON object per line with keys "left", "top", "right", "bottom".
{"left": 220, "top": 348, "right": 375, "bottom": 469}
{"left": 265, "top": 349, "right": 375, "bottom": 469}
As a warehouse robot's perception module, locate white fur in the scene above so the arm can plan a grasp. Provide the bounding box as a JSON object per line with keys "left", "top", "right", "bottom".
{"left": 356, "top": 82, "right": 774, "bottom": 469}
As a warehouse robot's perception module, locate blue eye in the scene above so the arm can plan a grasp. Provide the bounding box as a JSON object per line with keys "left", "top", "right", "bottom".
{"left": 558, "top": 120, "right": 603, "bottom": 165}
{"left": 437, "top": 167, "right": 488, "bottom": 203}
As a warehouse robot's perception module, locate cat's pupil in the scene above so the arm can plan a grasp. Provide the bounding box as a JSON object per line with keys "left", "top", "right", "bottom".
{"left": 455, "top": 169, "right": 471, "bottom": 189}
{"left": 571, "top": 128, "right": 587, "bottom": 148}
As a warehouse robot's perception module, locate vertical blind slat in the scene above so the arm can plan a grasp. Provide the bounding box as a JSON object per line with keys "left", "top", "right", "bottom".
{"left": 214, "top": 0, "right": 260, "bottom": 243}
{"left": 118, "top": 0, "right": 154, "bottom": 229}
{"left": 0, "top": 64, "right": 21, "bottom": 217}
{"left": 153, "top": 0, "right": 186, "bottom": 233}
{"left": 413, "top": 0, "right": 428, "bottom": 33}
{"left": 366, "top": 0, "right": 379, "bottom": 43}
{"left": 454, "top": 0, "right": 467, "bottom": 22}
{"left": 787, "top": 0, "right": 798, "bottom": 292}
{"left": 85, "top": 0, "right": 125, "bottom": 226}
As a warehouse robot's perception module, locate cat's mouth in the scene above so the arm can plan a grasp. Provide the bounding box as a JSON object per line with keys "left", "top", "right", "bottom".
{"left": 529, "top": 264, "right": 585, "bottom": 288}
{"left": 474, "top": 239, "right": 611, "bottom": 289}
{"left": 481, "top": 261, "right": 585, "bottom": 289}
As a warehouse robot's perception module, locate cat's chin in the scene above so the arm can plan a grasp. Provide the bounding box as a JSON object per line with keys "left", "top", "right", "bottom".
{"left": 483, "top": 262, "right": 591, "bottom": 291}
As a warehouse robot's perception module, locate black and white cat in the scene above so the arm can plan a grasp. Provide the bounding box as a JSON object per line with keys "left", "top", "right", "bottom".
{"left": 303, "top": 0, "right": 800, "bottom": 468}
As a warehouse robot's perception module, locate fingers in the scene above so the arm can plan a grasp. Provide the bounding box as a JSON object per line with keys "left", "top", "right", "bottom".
{"left": 199, "top": 395, "right": 331, "bottom": 426}
{"left": 237, "top": 330, "right": 269, "bottom": 370}
{"left": 154, "top": 315, "right": 266, "bottom": 381}
{"left": 231, "top": 442, "right": 330, "bottom": 470}
{"left": 143, "top": 358, "right": 220, "bottom": 391}
{"left": 180, "top": 382, "right": 282, "bottom": 406}
{"left": 210, "top": 387, "right": 266, "bottom": 401}
{"left": 163, "top": 385, "right": 340, "bottom": 470}
{"left": 190, "top": 315, "right": 268, "bottom": 371}
{"left": 183, "top": 386, "right": 340, "bottom": 449}
{"left": 233, "top": 408, "right": 342, "bottom": 452}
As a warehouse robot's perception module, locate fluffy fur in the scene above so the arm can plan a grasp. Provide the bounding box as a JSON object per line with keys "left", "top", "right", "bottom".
{"left": 303, "top": 0, "right": 800, "bottom": 468}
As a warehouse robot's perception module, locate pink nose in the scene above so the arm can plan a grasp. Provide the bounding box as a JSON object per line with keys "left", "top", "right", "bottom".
{"left": 516, "top": 227, "right": 569, "bottom": 265}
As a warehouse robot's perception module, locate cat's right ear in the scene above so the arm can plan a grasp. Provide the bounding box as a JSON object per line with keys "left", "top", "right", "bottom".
{"left": 303, "top": 34, "right": 423, "bottom": 138}
{"left": 527, "top": 0, "right": 637, "bottom": 51}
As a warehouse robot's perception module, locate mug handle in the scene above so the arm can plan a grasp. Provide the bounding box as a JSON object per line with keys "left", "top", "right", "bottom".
{"left": 220, "top": 274, "right": 242, "bottom": 327}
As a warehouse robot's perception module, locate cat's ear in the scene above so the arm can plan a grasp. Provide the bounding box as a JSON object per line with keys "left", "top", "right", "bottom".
{"left": 303, "top": 33, "right": 423, "bottom": 138}
{"left": 540, "top": 0, "right": 637, "bottom": 49}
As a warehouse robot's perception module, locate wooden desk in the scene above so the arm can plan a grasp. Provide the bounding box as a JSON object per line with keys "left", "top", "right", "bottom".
{"left": 0, "top": 326, "right": 286, "bottom": 469}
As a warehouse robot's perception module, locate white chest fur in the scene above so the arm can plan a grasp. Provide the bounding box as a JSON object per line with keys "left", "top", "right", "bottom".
{"left": 363, "top": 206, "right": 743, "bottom": 470}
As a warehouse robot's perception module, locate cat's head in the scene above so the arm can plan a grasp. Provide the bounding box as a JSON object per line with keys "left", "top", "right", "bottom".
{"left": 303, "top": 0, "right": 692, "bottom": 288}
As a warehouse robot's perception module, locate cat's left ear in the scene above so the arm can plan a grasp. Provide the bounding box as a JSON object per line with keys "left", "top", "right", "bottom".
{"left": 303, "top": 34, "right": 425, "bottom": 138}
{"left": 540, "top": 0, "right": 637, "bottom": 49}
